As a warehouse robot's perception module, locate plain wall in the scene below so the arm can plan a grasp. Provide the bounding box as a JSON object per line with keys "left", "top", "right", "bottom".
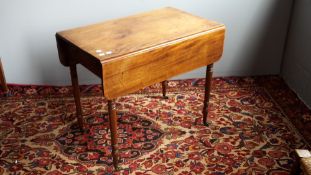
{"left": 0, "top": 0, "right": 293, "bottom": 85}
{"left": 282, "top": 0, "right": 311, "bottom": 107}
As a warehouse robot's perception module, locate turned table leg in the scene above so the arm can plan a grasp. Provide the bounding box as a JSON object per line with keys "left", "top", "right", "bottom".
{"left": 161, "top": 80, "right": 168, "bottom": 99}
{"left": 202, "top": 64, "right": 213, "bottom": 126}
{"left": 69, "top": 64, "right": 84, "bottom": 129}
{"left": 108, "top": 100, "right": 119, "bottom": 170}
{"left": 0, "top": 58, "right": 9, "bottom": 94}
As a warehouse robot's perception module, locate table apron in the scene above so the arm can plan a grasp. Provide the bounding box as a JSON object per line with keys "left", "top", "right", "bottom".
{"left": 56, "top": 34, "right": 102, "bottom": 78}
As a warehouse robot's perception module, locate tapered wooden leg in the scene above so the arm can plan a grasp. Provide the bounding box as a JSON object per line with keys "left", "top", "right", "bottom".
{"left": 0, "top": 58, "right": 9, "bottom": 94}
{"left": 203, "top": 64, "right": 213, "bottom": 126}
{"left": 161, "top": 80, "right": 168, "bottom": 99}
{"left": 69, "top": 64, "right": 84, "bottom": 129}
{"left": 108, "top": 100, "right": 119, "bottom": 170}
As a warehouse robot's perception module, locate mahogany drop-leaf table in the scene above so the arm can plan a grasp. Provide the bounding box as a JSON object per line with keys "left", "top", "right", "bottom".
{"left": 56, "top": 7, "right": 225, "bottom": 170}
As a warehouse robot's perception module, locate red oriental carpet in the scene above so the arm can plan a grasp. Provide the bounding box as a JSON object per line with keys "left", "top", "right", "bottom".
{"left": 0, "top": 76, "right": 310, "bottom": 175}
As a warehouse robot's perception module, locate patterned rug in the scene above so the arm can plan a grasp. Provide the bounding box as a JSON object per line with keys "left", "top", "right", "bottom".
{"left": 0, "top": 76, "right": 310, "bottom": 175}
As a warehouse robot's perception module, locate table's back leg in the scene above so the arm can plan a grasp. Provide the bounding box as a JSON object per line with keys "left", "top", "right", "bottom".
{"left": 69, "top": 64, "right": 84, "bottom": 129}
{"left": 202, "top": 64, "right": 213, "bottom": 126}
{"left": 108, "top": 100, "right": 119, "bottom": 170}
{"left": 161, "top": 80, "right": 168, "bottom": 99}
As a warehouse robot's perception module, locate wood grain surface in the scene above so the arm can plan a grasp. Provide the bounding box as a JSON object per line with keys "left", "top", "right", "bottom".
{"left": 56, "top": 7, "right": 225, "bottom": 99}
{"left": 56, "top": 7, "right": 224, "bottom": 62}
{"left": 102, "top": 26, "right": 225, "bottom": 99}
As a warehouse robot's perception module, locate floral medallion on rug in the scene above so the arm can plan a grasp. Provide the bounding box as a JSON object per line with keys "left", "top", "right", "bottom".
{"left": 0, "top": 76, "right": 310, "bottom": 175}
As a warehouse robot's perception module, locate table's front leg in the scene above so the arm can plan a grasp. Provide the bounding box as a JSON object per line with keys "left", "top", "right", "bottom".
{"left": 69, "top": 64, "right": 84, "bottom": 129}
{"left": 202, "top": 64, "right": 213, "bottom": 126}
{"left": 108, "top": 100, "right": 119, "bottom": 169}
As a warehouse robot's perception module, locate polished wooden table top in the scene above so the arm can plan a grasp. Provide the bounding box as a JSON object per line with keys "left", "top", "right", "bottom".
{"left": 57, "top": 7, "right": 223, "bottom": 62}
{"left": 56, "top": 7, "right": 225, "bottom": 99}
